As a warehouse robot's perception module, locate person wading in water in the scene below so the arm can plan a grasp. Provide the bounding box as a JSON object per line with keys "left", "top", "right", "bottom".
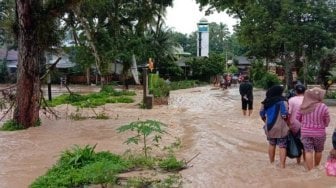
{"left": 239, "top": 75, "right": 253, "bottom": 116}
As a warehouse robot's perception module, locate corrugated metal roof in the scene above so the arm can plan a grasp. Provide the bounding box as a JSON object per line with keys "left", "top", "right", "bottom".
{"left": 0, "top": 49, "right": 18, "bottom": 61}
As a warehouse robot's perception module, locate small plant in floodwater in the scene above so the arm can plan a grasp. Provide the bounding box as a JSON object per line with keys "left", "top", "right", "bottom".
{"left": 117, "top": 120, "right": 166, "bottom": 158}
{"left": 59, "top": 144, "right": 97, "bottom": 168}
{"left": 154, "top": 174, "right": 183, "bottom": 187}
{"left": 125, "top": 177, "right": 158, "bottom": 187}
{"left": 158, "top": 154, "right": 185, "bottom": 172}
{"left": 123, "top": 151, "right": 156, "bottom": 169}
{"left": 163, "top": 137, "right": 182, "bottom": 154}
{"left": 0, "top": 119, "right": 24, "bottom": 131}
{"left": 95, "top": 112, "right": 109, "bottom": 120}
{"left": 69, "top": 106, "right": 86, "bottom": 121}
{"left": 138, "top": 102, "right": 146, "bottom": 109}
{"left": 69, "top": 112, "right": 87, "bottom": 121}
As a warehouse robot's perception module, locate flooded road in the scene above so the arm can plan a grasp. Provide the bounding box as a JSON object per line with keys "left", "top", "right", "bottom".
{"left": 0, "top": 85, "right": 335, "bottom": 187}
{"left": 169, "top": 86, "right": 336, "bottom": 188}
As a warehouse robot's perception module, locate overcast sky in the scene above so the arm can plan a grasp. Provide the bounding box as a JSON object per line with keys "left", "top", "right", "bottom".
{"left": 165, "top": 0, "right": 238, "bottom": 35}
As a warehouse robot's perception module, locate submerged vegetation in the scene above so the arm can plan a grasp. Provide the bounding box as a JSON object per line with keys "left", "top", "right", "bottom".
{"left": 31, "top": 145, "right": 185, "bottom": 187}
{"left": 30, "top": 120, "right": 185, "bottom": 187}
{"left": 47, "top": 85, "right": 135, "bottom": 107}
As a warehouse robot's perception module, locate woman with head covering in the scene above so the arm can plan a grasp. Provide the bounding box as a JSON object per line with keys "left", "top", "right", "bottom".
{"left": 296, "top": 87, "right": 330, "bottom": 171}
{"left": 260, "top": 85, "right": 289, "bottom": 168}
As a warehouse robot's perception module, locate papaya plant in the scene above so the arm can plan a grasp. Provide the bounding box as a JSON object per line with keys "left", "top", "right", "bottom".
{"left": 117, "top": 120, "right": 166, "bottom": 158}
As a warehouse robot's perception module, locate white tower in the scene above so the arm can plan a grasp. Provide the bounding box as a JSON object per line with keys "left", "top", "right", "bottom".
{"left": 197, "top": 18, "right": 209, "bottom": 57}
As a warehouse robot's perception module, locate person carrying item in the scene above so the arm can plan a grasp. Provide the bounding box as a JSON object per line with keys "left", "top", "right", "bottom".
{"left": 288, "top": 84, "right": 306, "bottom": 163}
{"left": 296, "top": 87, "right": 330, "bottom": 171}
{"left": 260, "top": 85, "right": 289, "bottom": 168}
{"left": 239, "top": 76, "right": 253, "bottom": 116}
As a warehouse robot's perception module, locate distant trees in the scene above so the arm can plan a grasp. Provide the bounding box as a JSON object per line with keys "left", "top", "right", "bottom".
{"left": 196, "top": 0, "right": 336, "bottom": 88}
{"left": 2, "top": 0, "right": 176, "bottom": 128}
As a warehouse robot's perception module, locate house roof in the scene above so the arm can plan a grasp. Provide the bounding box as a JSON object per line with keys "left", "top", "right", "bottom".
{"left": 47, "top": 54, "right": 75, "bottom": 68}
{"left": 0, "top": 49, "right": 75, "bottom": 68}
{"left": 235, "top": 56, "right": 251, "bottom": 65}
{"left": 173, "top": 45, "right": 191, "bottom": 56}
{"left": 0, "top": 49, "right": 18, "bottom": 61}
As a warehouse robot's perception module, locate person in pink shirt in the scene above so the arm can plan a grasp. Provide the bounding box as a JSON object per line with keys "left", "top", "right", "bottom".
{"left": 288, "top": 84, "right": 306, "bottom": 164}
{"left": 296, "top": 87, "right": 330, "bottom": 171}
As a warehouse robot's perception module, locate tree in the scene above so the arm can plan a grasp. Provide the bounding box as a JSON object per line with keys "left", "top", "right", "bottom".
{"left": 187, "top": 54, "right": 225, "bottom": 81}
{"left": 197, "top": 0, "right": 336, "bottom": 88}
{"left": 14, "top": 0, "right": 79, "bottom": 128}
{"left": 208, "top": 22, "right": 230, "bottom": 54}
{"left": 319, "top": 48, "right": 336, "bottom": 90}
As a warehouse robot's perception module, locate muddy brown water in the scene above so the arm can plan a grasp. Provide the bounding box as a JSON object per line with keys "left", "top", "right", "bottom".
{"left": 0, "top": 85, "right": 335, "bottom": 188}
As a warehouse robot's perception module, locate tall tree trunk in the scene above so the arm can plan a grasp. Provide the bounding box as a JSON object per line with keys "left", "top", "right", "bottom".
{"left": 14, "top": 0, "right": 41, "bottom": 128}
{"left": 74, "top": 7, "right": 103, "bottom": 85}
{"left": 284, "top": 57, "right": 293, "bottom": 90}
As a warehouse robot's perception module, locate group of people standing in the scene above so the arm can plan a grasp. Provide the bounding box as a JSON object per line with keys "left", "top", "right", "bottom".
{"left": 259, "top": 84, "right": 335, "bottom": 170}
{"left": 238, "top": 76, "right": 336, "bottom": 171}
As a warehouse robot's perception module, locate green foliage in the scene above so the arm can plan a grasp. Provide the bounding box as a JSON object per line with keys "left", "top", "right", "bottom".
{"left": 250, "top": 59, "right": 281, "bottom": 89}
{"left": 117, "top": 120, "right": 166, "bottom": 158}
{"left": 250, "top": 60, "right": 267, "bottom": 83}
{"left": 155, "top": 174, "right": 182, "bottom": 187}
{"left": 126, "top": 177, "right": 155, "bottom": 187}
{"left": 150, "top": 77, "right": 170, "bottom": 97}
{"left": 30, "top": 145, "right": 130, "bottom": 188}
{"left": 95, "top": 112, "right": 109, "bottom": 120}
{"left": 187, "top": 54, "right": 225, "bottom": 81}
{"left": 123, "top": 153, "right": 157, "bottom": 169}
{"left": 0, "top": 120, "right": 24, "bottom": 131}
{"left": 227, "top": 64, "right": 238, "bottom": 74}
{"left": 47, "top": 86, "right": 135, "bottom": 107}
{"left": 169, "top": 80, "right": 197, "bottom": 90}
{"left": 30, "top": 143, "right": 184, "bottom": 188}
{"left": 325, "top": 91, "right": 336, "bottom": 99}
{"left": 158, "top": 155, "right": 185, "bottom": 172}
{"left": 59, "top": 145, "right": 97, "bottom": 168}
{"left": 0, "top": 61, "right": 8, "bottom": 83}
{"left": 255, "top": 72, "right": 281, "bottom": 89}
{"left": 148, "top": 73, "right": 160, "bottom": 91}
{"left": 319, "top": 49, "right": 336, "bottom": 90}
{"left": 149, "top": 77, "right": 197, "bottom": 98}
{"left": 69, "top": 112, "right": 87, "bottom": 121}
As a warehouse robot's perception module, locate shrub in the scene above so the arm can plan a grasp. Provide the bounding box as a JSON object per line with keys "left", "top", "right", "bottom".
{"left": 158, "top": 155, "right": 185, "bottom": 171}
{"left": 30, "top": 145, "right": 130, "bottom": 188}
{"left": 0, "top": 120, "right": 24, "bottom": 131}
{"left": 47, "top": 88, "right": 134, "bottom": 108}
{"left": 255, "top": 72, "right": 281, "bottom": 89}
{"left": 150, "top": 78, "right": 170, "bottom": 97}
{"left": 325, "top": 91, "right": 336, "bottom": 99}
{"left": 169, "top": 80, "right": 196, "bottom": 90}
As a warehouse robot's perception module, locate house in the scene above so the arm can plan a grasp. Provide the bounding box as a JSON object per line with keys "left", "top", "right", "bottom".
{"left": 0, "top": 49, "right": 18, "bottom": 74}
{"left": 234, "top": 56, "right": 252, "bottom": 74}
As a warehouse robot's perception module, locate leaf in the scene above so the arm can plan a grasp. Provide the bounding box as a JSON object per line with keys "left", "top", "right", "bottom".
{"left": 125, "top": 136, "right": 140, "bottom": 145}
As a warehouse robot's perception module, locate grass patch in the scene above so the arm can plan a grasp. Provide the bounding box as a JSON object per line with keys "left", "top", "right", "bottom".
{"left": 30, "top": 144, "right": 184, "bottom": 188}
{"left": 47, "top": 86, "right": 135, "bottom": 107}
{"left": 0, "top": 120, "right": 24, "bottom": 131}
{"left": 159, "top": 155, "right": 185, "bottom": 171}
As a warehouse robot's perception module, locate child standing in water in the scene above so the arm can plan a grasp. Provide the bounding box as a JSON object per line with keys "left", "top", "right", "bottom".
{"left": 296, "top": 87, "right": 330, "bottom": 171}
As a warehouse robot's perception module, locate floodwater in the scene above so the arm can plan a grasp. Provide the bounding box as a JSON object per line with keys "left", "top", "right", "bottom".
{"left": 0, "top": 85, "right": 335, "bottom": 188}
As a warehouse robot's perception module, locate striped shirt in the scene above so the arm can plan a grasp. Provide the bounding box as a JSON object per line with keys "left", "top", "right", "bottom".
{"left": 296, "top": 103, "right": 330, "bottom": 137}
